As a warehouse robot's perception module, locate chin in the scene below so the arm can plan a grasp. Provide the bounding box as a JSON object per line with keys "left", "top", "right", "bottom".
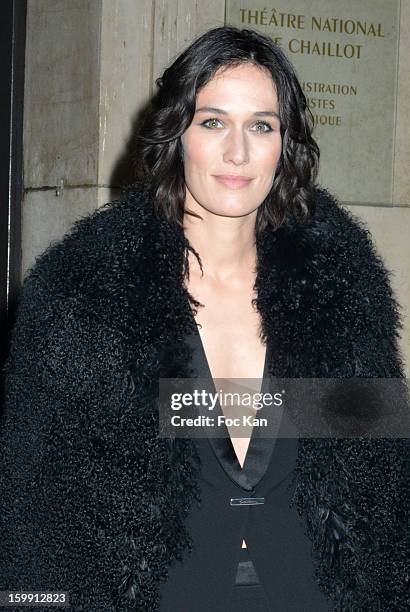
{"left": 206, "top": 203, "right": 257, "bottom": 218}
{"left": 199, "top": 194, "right": 261, "bottom": 218}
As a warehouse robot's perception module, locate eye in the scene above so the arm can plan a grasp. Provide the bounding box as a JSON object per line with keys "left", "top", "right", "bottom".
{"left": 251, "top": 121, "right": 274, "bottom": 133}
{"left": 201, "top": 117, "right": 223, "bottom": 129}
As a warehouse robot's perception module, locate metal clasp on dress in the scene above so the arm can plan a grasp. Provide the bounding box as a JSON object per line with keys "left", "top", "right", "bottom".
{"left": 230, "top": 497, "right": 265, "bottom": 506}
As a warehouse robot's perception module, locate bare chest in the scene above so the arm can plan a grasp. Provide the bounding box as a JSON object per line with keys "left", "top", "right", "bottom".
{"left": 186, "top": 276, "right": 267, "bottom": 467}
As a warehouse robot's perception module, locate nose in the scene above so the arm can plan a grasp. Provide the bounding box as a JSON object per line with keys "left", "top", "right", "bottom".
{"left": 222, "top": 128, "right": 249, "bottom": 165}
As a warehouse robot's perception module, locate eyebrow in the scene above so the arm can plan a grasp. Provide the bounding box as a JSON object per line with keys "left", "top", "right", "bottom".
{"left": 195, "top": 106, "right": 280, "bottom": 120}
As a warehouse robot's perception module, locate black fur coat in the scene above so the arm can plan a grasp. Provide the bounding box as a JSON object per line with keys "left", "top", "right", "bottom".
{"left": 0, "top": 187, "right": 408, "bottom": 611}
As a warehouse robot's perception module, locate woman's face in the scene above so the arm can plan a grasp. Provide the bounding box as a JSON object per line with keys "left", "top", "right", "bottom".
{"left": 181, "top": 63, "right": 282, "bottom": 218}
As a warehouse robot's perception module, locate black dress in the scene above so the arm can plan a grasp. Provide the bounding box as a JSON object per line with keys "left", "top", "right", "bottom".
{"left": 158, "top": 323, "right": 333, "bottom": 612}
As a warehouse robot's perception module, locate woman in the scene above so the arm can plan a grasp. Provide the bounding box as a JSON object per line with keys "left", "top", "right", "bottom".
{"left": 0, "top": 26, "right": 407, "bottom": 612}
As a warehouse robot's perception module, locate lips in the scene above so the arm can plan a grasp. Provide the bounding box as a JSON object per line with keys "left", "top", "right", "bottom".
{"left": 213, "top": 175, "right": 253, "bottom": 189}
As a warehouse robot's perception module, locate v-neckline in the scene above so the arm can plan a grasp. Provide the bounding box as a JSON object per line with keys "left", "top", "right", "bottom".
{"left": 185, "top": 305, "right": 278, "bottom": 492}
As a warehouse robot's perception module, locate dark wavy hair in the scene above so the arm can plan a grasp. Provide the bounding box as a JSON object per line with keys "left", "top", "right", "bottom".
{"left": 135, "top": 25, "right": 320, "bottom": 233}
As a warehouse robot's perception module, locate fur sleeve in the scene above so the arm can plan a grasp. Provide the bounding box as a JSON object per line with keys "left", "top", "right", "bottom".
{"left": 0, "top": 264, "right": 131, "bottom": 611}
{"left": 291, "top": 189, "right": 410, "bottom": 611}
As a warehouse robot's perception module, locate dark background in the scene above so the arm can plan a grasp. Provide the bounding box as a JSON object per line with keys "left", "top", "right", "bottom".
{"left": 0, "top": 0, "right": 26, "bottom": 409}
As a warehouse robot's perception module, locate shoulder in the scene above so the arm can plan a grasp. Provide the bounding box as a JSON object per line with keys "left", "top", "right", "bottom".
{"left": 273, "top": 184, "right": 403, "bottom": 336}
{"left": 294, "top": 186, "right": 379, "bottom": 248}
{"left": 313, "top": 186, "right": 377, "bottom": 244}
{"left": 10, "top": 186, "right": 153, "bottom": 354}
{"left": 6, "top": 188, "right": 154, "bottom": 393}
{"left": 20, "top": 186, "right": 153, "bottom": 304}
{"left": 312, "top": 187, "right": 396, "bottom": 287}
{"left": 280, "top": 186, "right": 392, "bottom": 278}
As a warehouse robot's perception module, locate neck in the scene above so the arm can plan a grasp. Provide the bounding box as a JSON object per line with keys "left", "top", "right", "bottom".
{"left": 182, "top": 198, "right": 258, "bottom": 284}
